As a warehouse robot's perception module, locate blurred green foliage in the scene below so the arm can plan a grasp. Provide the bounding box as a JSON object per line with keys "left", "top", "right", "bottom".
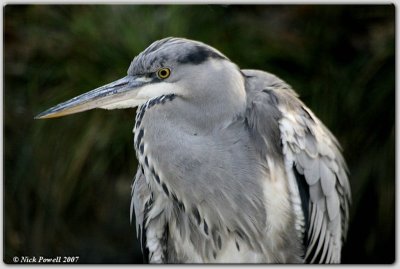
{"left": 4, "top": 5, "right": 394, "bottom": 264}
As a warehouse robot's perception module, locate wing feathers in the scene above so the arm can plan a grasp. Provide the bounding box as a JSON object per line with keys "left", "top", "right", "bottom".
{"left": 280, "top": 100, "right": 349, "bottom": 263}
{"left": 320, "top": 161, "right": 336, "bottom": 196}
{"left": 131, "top": 166, "right": 152, "bottom": 262}
{"left": 326, "top": 193, "right": 340, "bottom": 221}
{"left": 309, "top": 182, "right": 324, "bottom": 204}
{"left": 242, "top": 69, "right": 350, "bottom": 263}
{"left": 303, "top": 160, "right": 320, "bottom": 185}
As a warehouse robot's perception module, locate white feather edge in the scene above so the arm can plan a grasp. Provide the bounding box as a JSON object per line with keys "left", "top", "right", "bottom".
{"left": 279, "top": 116, "right": 307, "bottom": 245}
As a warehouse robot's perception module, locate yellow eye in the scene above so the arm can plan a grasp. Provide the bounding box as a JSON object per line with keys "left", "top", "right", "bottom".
{"left": 157, "top": 68, "right": 171, "bottom": 79}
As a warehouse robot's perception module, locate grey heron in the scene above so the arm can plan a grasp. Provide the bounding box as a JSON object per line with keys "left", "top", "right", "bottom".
{"left": 36, "top": 37, "right": 351, "bottom": 263}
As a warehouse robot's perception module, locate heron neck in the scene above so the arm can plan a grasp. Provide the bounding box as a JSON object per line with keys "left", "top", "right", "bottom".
{"left": 177, "top": 75, "right": 247, "bottom": 132}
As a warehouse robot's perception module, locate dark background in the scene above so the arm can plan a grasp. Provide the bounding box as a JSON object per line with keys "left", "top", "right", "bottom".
{"left": 4, "top": 5, "right": 395, "bottom": 264}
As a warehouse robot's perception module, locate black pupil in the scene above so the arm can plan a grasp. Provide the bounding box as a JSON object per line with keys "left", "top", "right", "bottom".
{"left": 160, "top": 70, "right": 167, "bottom": 77}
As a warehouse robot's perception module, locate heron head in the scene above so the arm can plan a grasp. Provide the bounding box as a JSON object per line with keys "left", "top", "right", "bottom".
{"left": 35, "top": 37, "right": 245, "bottom": 119}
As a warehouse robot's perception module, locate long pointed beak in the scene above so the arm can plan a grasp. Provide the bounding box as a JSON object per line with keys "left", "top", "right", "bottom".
{"left": 35, "top": 76, "right": 148, "bottom": 119}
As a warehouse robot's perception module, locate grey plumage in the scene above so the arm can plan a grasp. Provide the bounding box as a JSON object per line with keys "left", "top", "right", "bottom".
{"left": 36, "top": 37, "right": 351, "bottom": 264}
